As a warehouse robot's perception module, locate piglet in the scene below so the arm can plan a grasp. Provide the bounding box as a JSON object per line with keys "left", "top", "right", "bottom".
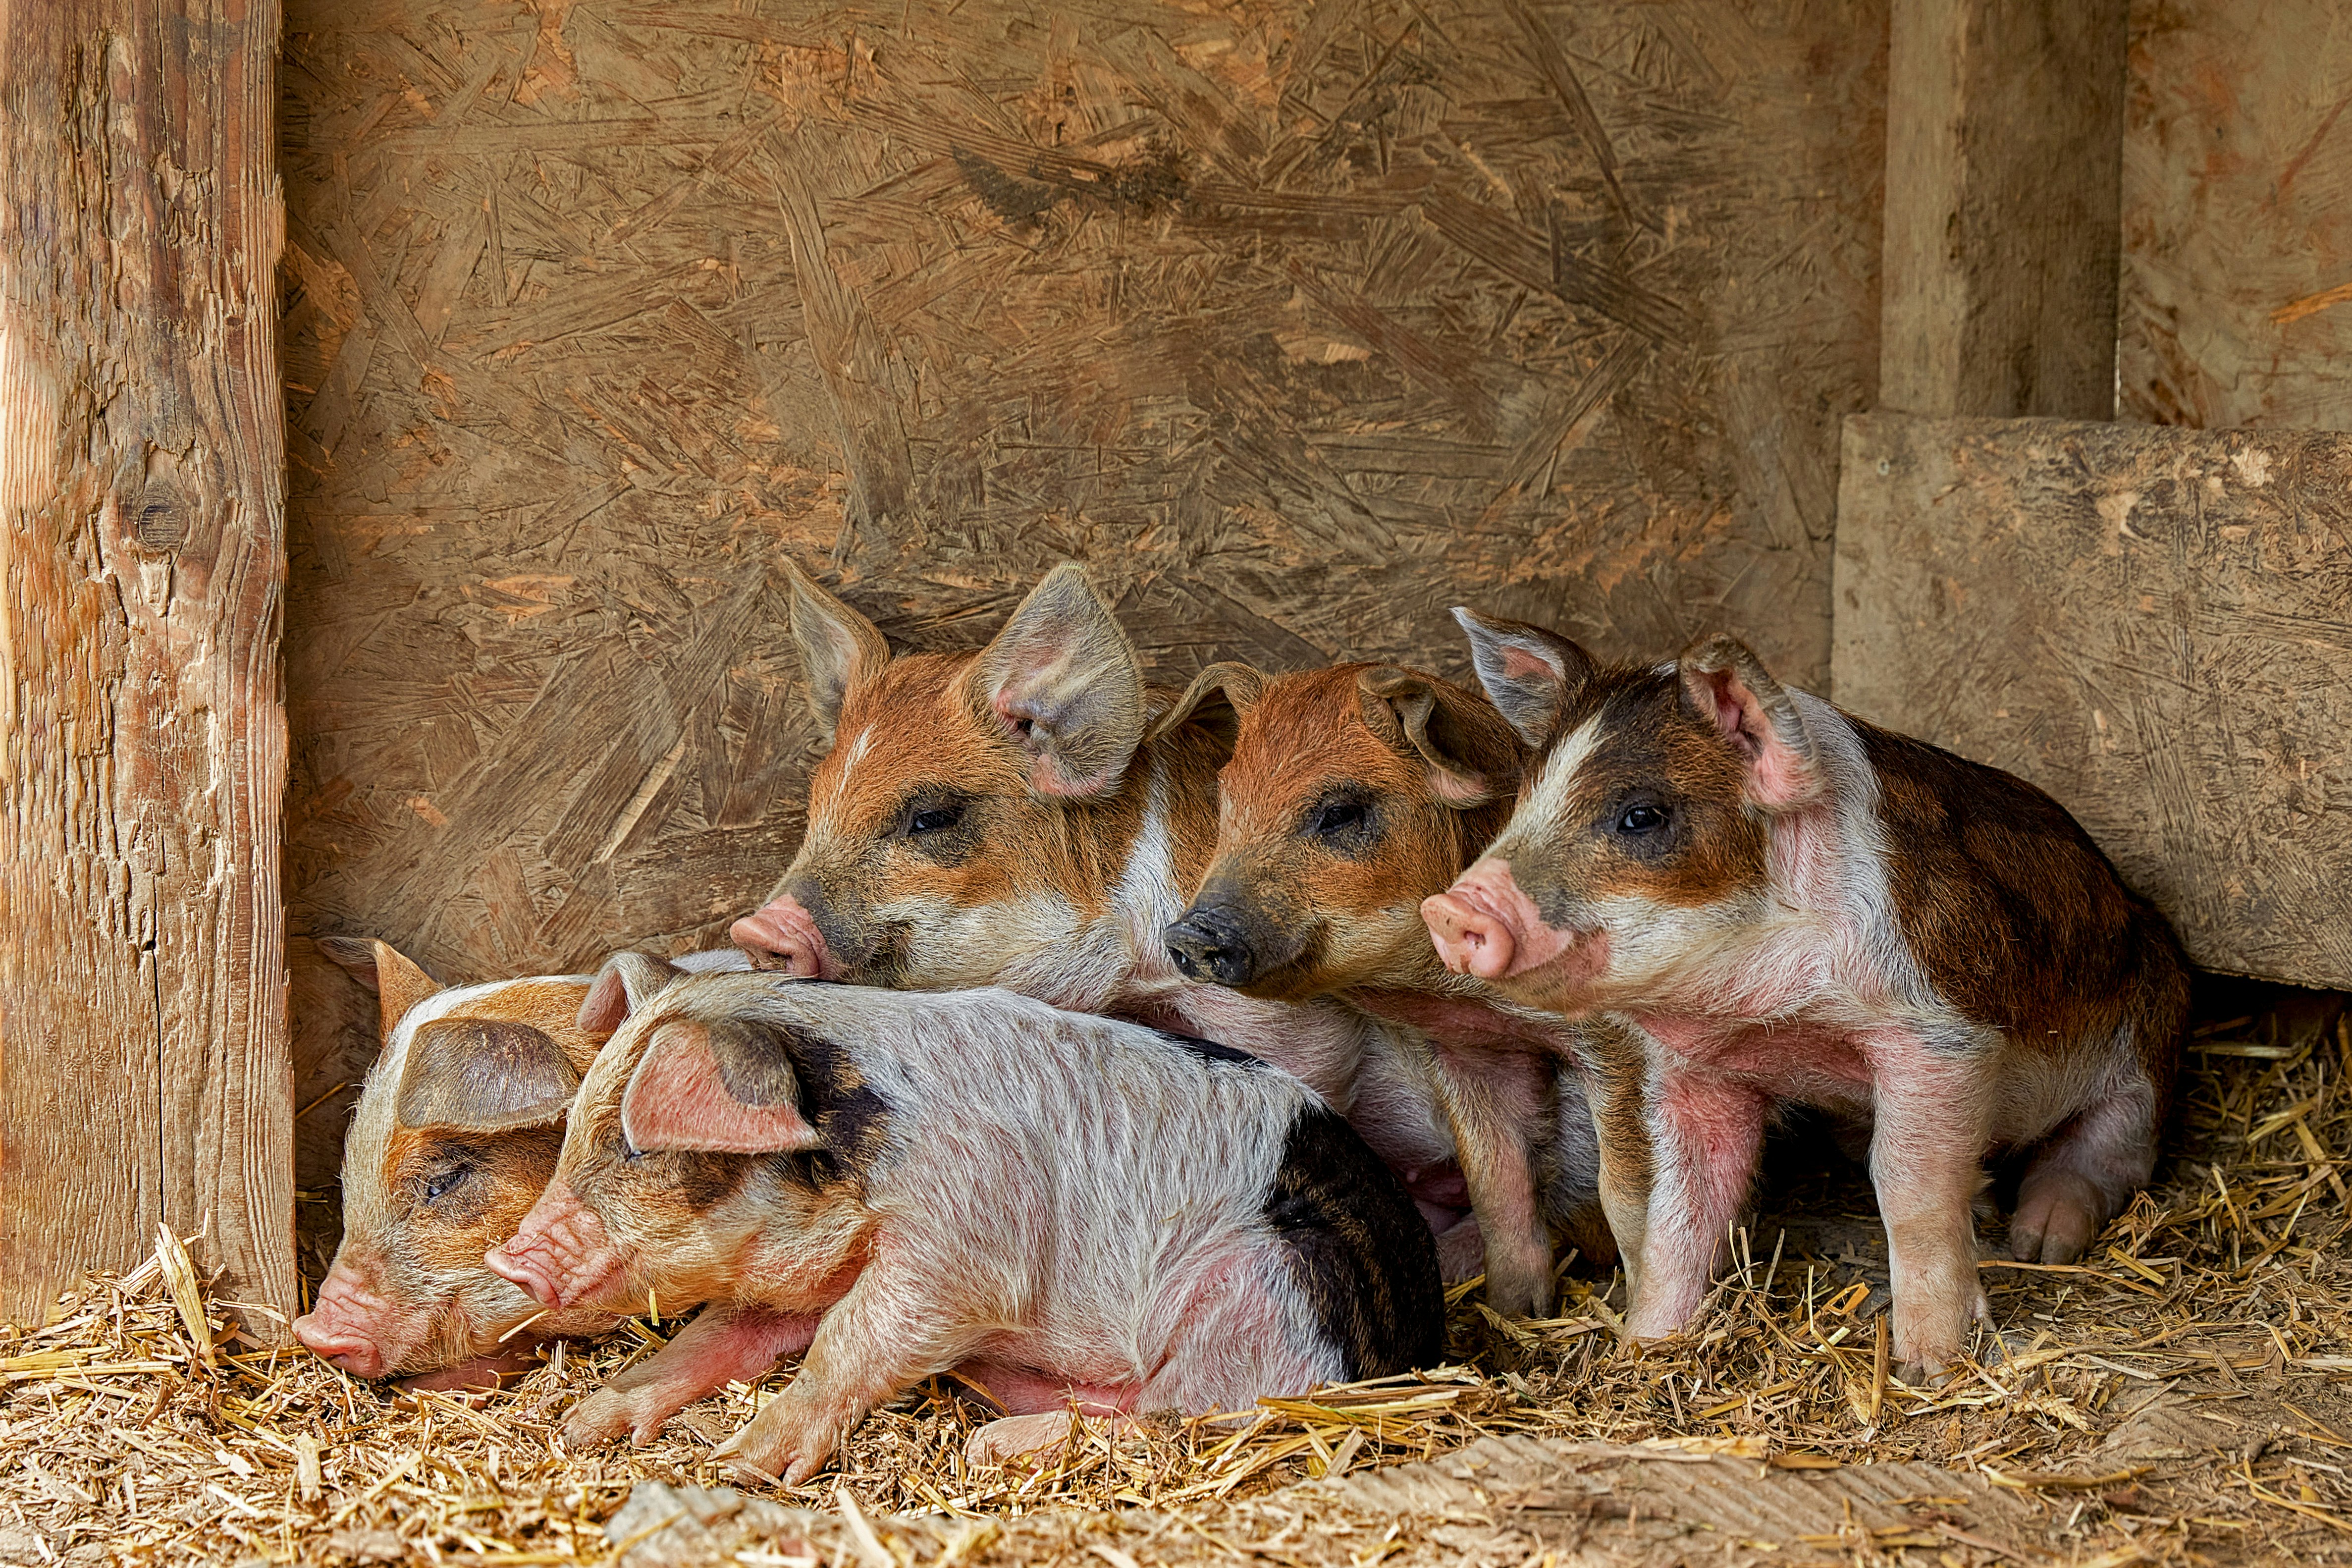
{"left": 293, "top": 940, "right": 623, "bottom": 1384}
{"left": 486, "top": 957, "right": 1443, "bottom": 1486}
{"left": 1421, "top": 613, "right": 2188, "bottom": 1376}
{"left": 1156, "top": 660, "right": 1612, "bottom": 1317}
{"left": 295, "top": 943, "right": 749, "bottom": 1385}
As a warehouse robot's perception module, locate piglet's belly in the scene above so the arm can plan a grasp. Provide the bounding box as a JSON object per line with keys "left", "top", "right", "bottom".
{"left": 1637, "top": 1015, "right": 1876, "bottom": 1104}
{"left": 952, "top": 1359, "right": 1141, "bottom": 1418}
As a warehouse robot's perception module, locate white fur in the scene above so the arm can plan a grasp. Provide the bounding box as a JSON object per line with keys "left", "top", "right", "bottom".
{"left": 1510, "top": 714, "right": 1603, "bottom": 844}
{"left": 597, "top": 979, "right": 1362, "bottom": 1406}
{"left": 826, "top": 726, "right": 876, "bottom": 806}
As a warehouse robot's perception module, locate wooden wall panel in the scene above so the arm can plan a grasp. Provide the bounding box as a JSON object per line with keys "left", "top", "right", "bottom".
{"left": 2120, "top": 0, "right": 2352, "bottom": 430}
{"left": 1879, "top": 0, "right": 2127, "bottom": 420}
{"left": 1833, "top": 414, "right": 2352, "bottom": 991}
{"left": 1, "top": 1, "right": 294, "bottom": 1327}
{"left": 279, "top": 0, "right": 1887, "bottom": 1190}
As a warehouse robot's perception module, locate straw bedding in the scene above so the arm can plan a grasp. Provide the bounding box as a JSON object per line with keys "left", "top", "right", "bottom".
{"left": 4, "top": 988, "right": 2348, "bottom": 1566}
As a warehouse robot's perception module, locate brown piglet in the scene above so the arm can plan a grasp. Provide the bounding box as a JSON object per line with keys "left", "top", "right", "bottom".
{"left": 1156, "top": 661, "right": 1611, "bottom": 1317}
{"left": 1421, "top": 612, "right": 2188, "bottom": 1376}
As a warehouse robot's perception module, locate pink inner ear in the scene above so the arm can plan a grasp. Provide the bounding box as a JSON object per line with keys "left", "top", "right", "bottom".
{"left": 577, "top": 970, "right": 631, "bottom": 1034}
{"left": 1688, "top": 666, "right": 1818, "bottom": 808}
{"left": 622, "top": 1030, "right": 820, "bottom": 1154}
{"left": 1500, "top": 647, "right": 1557, "bottom": 683}
{"left": 1427, "top": 766, "right": 1489, "bottom": 808}
{"left": 1688, "top": 667, "right": 1755, "bottom": 752}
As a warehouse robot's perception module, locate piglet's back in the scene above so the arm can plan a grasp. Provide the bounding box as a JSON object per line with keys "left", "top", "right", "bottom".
{"left": 735, "top": 982, "right": 1444, "bottom": 1379}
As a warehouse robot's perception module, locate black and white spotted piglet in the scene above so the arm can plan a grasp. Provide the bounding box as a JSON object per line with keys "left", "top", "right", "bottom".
{"left": 488, "top": 961, "right": 1443, "bottom": 1484}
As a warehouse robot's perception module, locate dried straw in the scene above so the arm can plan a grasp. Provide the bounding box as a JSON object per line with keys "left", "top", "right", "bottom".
{"left": 3, "top": 990, "right": 2347, "bottom": 1565}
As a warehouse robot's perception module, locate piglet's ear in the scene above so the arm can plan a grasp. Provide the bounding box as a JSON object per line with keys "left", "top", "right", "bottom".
{"left": 1677, "top": 635, "right": 1821, "bottom": 811}
{"left": 318, "top": 936, "right": 444, "bottom": 1050}
{"left": 1452, "top": 608, "right": 1597, "bottom": 749}
{"left": 1358, "top": 668, "right": 1522, "bottom": 809}
{"left": 621, "top": 1019, "right": 822, "bottom": 1155}
{"left": 395, "top": 1017, "right": 580, "bottom": 1132}
{"left": 1143, "top": 660, "right": 1265, "bottom": 757}
{"left": 968, "top": 563, "right": 1146, "bottom": 801}
{"left": 781, "top": 556, "right": 892, "bottom": 743}
{"left": 577, "top": 951, "right": 684, "bottom": 1036}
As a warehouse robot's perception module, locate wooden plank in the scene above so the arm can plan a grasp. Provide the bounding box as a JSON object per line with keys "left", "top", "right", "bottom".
{"left": 279, "top": 0, "right": 1889, "bottom": 1194}
{"left": 0, "top": 0, "right": 294, "bottom": 1327}
{"left": 2119, "top": 0, "right": 2352, "bottom": 430}
{"left": 1832, "top": 413, "right": 2352, "bottom": 990}
{"left": 1879, "top": 0, "right": 2129, "bottom": 419}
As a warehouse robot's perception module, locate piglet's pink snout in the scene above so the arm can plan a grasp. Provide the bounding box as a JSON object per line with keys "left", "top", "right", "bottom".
{"left": 293, "top": 1263, "right": 398, "bottom": 1379}
{"left": 487, "top": 1184, "right": 624, "bottom": 1310}
{"left": 1422, "top": 862, "right": 1568, "bottom": 981}
{"left": 731, "top": 897, "right": 832, "bottom": 979}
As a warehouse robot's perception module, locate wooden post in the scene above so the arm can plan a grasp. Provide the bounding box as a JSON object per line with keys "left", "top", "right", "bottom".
{"left": 0, "top": 1, "right": 294, "bottom": 1330}
{"left": 1879, "top": 0, "right": 2129, "bottom": 419}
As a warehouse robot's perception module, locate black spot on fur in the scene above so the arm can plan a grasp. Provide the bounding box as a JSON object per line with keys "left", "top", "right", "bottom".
{"left": 1152, "top": 1030, "right": 1262, "bottom": 1067}
{"left": 716, "top": 1020, "right": 895, "bottom": 1193}
{"left": 1263, "top": 1104, "right": 1445, "bottom": 1378}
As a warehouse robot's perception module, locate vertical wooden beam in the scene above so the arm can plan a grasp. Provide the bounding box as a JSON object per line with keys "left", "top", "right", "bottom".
{"left": 0, "top": 1, "right": 294, "bottom": 1329}
{"left": 1879, "top": 0, "right": 2129, "bottom": 418}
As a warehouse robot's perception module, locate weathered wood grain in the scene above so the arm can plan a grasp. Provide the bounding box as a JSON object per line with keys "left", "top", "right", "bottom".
{"left": 1879, "top": 0, "right": 2128, "bottom": 420}
{"left": 1832, "top": 414, "right": 2352, "bottom": 990}
{"left": 280, "top": 0, "right": 1889, "bottom": 1189}
{"left": 2119, "top": 0, "right": 2352, "bottom": 430}
{"left": 1, "top": 0, "right": 294, "bottom": 1327}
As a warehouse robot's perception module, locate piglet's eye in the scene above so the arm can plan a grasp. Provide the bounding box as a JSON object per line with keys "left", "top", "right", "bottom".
{"left": 908, "top": 803, "right": 963, "bottom": 835}
{"left": 1313, "top": 800, "right": 1368, "bottom": 835}
{"left": 1616, "top": 804, "right": 1669, "bottom": 835}
{"left": 423, "top": 1167, "right": 469, "bottom": 1203}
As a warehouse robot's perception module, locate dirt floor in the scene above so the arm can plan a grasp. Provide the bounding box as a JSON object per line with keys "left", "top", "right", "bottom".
{"left": 3, "top": 981, "right": 2347, "bottom": 1567}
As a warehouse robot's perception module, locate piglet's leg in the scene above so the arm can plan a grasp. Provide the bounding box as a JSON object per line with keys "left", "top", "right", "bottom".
{"left": 2010, "top": 1068, "right": 2159, "bottom": 1264}
{"left": 1623, "top": 1070, "right": 1766, "bottom": 1341}
{"left": 566, "top": 1305, "right": 820, "bottom": 1449}
{"left": 1430, "top": 1045, "right": 1555, "bottom": 1317}
{"left": 1866, "top": 1033, "right": 1993, "bottom": 1379}
{"left": 714, "top": 1266, "right": 977, "bottom": 1489}
{"left": 1580, "top": 1019, "right": 1656, "bottom": 1315}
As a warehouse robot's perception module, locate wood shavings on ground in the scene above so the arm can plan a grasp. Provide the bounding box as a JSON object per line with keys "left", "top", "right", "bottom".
{"left": 3, "top": 986, "right": 2348, "bottom": 1566}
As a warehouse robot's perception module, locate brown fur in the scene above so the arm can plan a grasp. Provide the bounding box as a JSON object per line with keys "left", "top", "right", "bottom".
{"left": 779, "top": 649, "right": 1229, "bottom": 986}
{"left": 1857, "top": 722, "right": 2189, "bottom": 1083}
{"left": 1166, "top": 662, "right": 1616, "bottom": 1305}
{"left": 1178, "top": 663, "right": 1524, "bottom": 1000}
{"left": 298, "top": 960, "right": 622, "bottom": 1379}
{"left": 1502, "top": 672, "right": 1773, "bottom": 933}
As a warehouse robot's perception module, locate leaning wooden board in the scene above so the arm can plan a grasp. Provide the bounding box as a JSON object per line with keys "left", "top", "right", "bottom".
{"left": 1832, "top": 414, "right": 2352, "bottom": 991}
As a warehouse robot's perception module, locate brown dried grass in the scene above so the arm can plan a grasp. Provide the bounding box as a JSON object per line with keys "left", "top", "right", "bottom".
{"left": 4, "top": 988, "right": 2349, "bottom": 1566}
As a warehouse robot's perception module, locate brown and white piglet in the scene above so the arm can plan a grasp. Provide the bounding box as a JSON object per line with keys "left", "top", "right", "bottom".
{"left": 1156, "top": 660, "right": 1612, "bottom": 1316}
{"left": 487, "top": 958, "right": 1444, "bottom": 1487}
{"left": 1421, "top": 612, "right": 2189, "bottom": 1375}
{"left": 293, "top": 940, "right": 626, "bottom": 1385}
{"left": 730, "top": 561, "right": 1484, "bottom": 1274}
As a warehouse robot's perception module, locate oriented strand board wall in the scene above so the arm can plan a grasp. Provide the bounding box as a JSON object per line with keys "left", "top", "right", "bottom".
{"left": 1833, "top": 415, "right": 2352, "bottom": 992}
{"left": 2119, "top": 0, "right": 2352, "bottom": 430}
{"left": 279, "top": 0, "right": 1886, "bottom": 1190}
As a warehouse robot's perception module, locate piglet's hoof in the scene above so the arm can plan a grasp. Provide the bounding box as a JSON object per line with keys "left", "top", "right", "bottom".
{"left": 965, "top": 1412, "right": 1084, "bottom": 1468}
{"left": 2009, "top": 1170, "right": 2106, "bottom": 1264}
{"left": 564, "top": 1388, "right": 657, "bottom": 1449}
